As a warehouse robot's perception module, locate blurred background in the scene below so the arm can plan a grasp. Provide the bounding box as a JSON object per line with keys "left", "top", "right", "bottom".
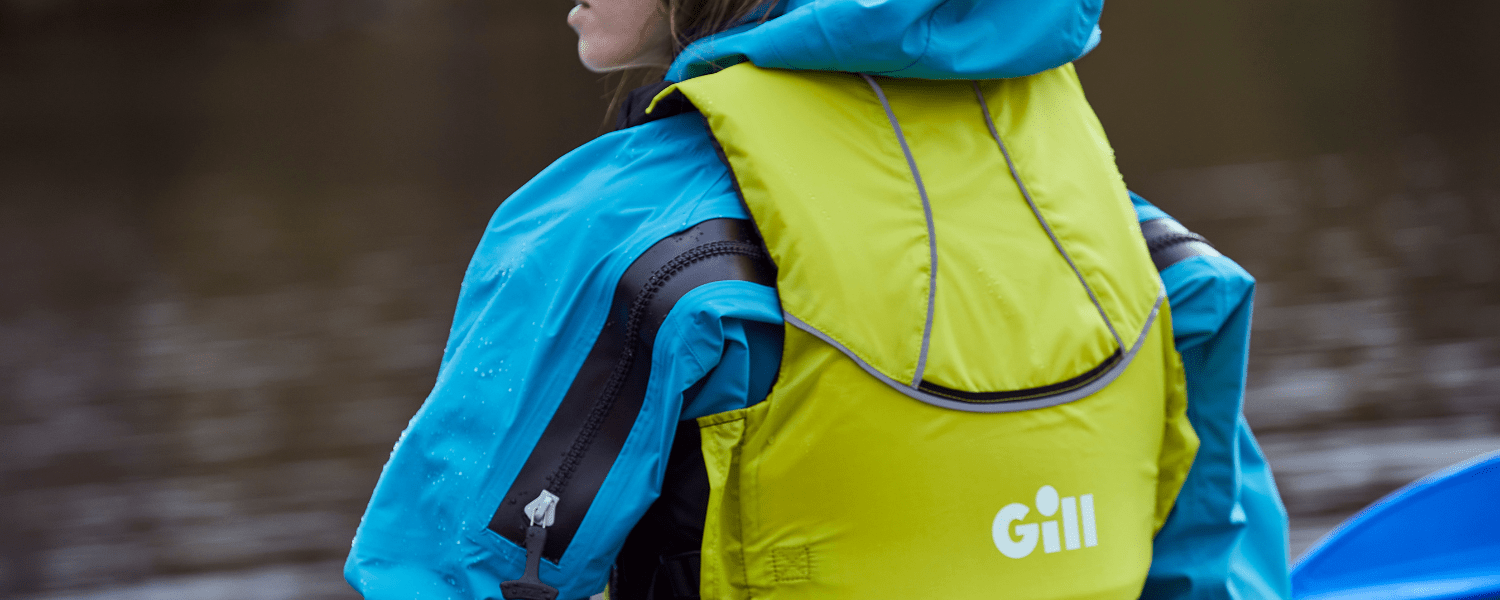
{"left": 2, "top": 0, "right": 1498, "bottom": 598}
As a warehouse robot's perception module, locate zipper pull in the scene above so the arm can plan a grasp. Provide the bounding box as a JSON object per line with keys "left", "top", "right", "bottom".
{"left": 524, "top": 490, "right": 559, "bottom": 528}
{"left": 500, "top": 491, "right": 561, "bottom": 600}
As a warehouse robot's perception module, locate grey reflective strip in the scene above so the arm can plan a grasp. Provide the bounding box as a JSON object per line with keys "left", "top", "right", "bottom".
{"left": 860, "top": 73, "right": 939, "bottom": 389}
{"left": 784, "top": 289, "right": 1164, "bottom": 413}
{"left": 970, "top": 82, "right": 1124, "bottom": 350}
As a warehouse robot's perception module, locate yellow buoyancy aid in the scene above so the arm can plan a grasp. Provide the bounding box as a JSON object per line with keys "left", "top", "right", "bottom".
{"left": 659, "top": 63, "right": 1198, "bottom": 599}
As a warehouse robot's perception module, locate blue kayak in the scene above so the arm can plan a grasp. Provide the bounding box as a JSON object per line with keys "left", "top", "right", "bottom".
{"left": 1292, "top": 450, "right": 1500, "bottom": 600}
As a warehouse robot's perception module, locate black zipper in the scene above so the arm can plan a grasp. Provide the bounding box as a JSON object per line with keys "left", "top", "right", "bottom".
{"left": 547, "top": 240, "right": 766, "bottom": 498}
{"left": 488, "top": 218, "right": 776, "bottom": 564}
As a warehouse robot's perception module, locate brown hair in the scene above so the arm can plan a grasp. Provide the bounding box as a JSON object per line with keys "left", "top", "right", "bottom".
{"left": 603, "top": 0, "right": 772, "bottom": 127}
{"left": 663, "top": 0, "right": 773, "bottom": 55}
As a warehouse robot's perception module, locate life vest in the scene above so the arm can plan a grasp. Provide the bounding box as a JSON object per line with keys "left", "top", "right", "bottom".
{"left": 653, "top": 63, "right": 1199, "bottom": 599}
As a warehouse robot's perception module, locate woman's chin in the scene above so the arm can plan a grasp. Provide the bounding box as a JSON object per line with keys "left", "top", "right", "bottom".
{"left": 578, "top": 46, "right": 668, "bottom": 73}
{"left": 578, "top": 47, "right": 625, "bottom": 73}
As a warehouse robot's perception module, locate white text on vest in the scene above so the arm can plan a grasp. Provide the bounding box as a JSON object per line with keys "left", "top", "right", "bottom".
{"left": 992, "top": 486, "right": 1097, "bottom": 559}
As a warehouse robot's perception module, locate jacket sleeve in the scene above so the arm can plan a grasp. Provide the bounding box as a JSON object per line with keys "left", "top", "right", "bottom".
{"left": 344, "top": 277, "right": 781, "bottom": 600}
{"left": 1132, "top": 193, "right": 1293, "bottom": 599}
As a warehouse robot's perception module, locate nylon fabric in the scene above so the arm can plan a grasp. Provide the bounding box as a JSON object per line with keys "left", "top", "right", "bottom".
{"left": 674, "top": 63, "right": 1198, "bottom": 599}
{"left": 1137, "top": 192, "right": 1292, "bottom": 599}
{"left": 667, "top": 63, "right": 1159, "bottom": 397}
{"left": 670, "top": 68, "right": 933, "bottom": 385}
{"left": 345, "top": 99, "right": 1281, "bottom": 600}
{"left": 342, "top": 129, "right": 1284, "bottom": 596}
{"left": 343, "top": 114, "right": 782, "bottom": 600}
{"left": 696, "top": 321, "right": 1191, "bottom": 599}
{"left": 487, "top": 218, "right": 776, "bottom": 562}
{"left": 344, "top": 0, "right": 1293, "bottom": 590}
{"left": 857, "top": 73, "right": 939, "bottom": 387}
{"left": 665, "top": 0, "right": 1104, "bottom": 81}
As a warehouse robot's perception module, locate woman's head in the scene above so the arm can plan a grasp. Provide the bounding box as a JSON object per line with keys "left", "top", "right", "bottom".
{"left": 568, "top": 0, "right": 770, "bottom": 72}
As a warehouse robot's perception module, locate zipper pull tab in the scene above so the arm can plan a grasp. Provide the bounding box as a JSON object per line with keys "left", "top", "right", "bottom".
{"left": 524, "top": 490, "right": 559, "bottom": 528}
{"left": 500, "top": 525, "right": 559, "bottom": 600}
{"left": 501, "top": 491, "right": 561, "bottom": 600}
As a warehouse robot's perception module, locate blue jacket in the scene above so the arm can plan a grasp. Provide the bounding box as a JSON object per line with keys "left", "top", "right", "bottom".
{"left": 345, "top": 2, "right": 1289, "bottom": 598}
{"left": 1133, "top": 195, "right": 1292, "bottom": 600}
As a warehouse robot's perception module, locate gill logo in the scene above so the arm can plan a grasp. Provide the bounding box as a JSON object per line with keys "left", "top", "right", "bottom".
{"left": 992, "top": 485, "right": 1097, "bottom": 559}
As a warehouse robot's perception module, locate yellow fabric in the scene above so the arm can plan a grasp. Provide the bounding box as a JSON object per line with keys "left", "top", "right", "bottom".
{"left": 665, "top": 64, "right": 1159, "bottom": 392}
{"left": 672, "top": 63, "right": 1198, "bottom": 599}
{"left": 700, "top": 323, "right": 1190, "bottom": 600}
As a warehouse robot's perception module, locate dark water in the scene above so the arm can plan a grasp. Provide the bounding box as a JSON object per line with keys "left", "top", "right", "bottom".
{"left": 1, "top": 1, "right": 1498, "bottom": 597}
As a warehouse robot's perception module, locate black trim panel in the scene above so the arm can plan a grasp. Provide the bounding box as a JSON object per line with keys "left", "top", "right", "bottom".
{"left": 617, "top": 83, "right": 697, "bottom": 130}
{"left": 917, "top": 349, "right": 1123, "bottom": 403}
{"left": 612, "top": 422, "right": 712, "bottom": 600}
{"left": 488, "top": 218, "right": 775, "bottom": 562}
{"left": 1141, "top": 218, "right": 1219, "bottom": 271}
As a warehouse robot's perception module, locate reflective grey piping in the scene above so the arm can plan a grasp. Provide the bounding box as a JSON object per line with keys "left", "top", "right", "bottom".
{"left": 971, "top": 81, "right": 1124, "bottom": 350}
{"left": 860, "top": 73, "right": 940, "bottom": 389}
{"left": 783, "top": 289, "right": 1163, "bottom": 413}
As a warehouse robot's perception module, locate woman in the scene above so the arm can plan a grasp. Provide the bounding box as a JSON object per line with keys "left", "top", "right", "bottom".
{"left": 345, "top": 1, "right": 1290, "bottom": 599}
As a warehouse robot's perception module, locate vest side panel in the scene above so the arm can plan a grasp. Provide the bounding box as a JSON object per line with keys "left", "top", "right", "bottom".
{"left": 1153, "top": 300, "right": 1199, "bottom": 533}
{"left": 696, "top": 409, "right": 752, "bottom": 600}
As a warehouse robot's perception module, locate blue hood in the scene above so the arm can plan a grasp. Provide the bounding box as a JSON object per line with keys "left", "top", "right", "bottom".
{"left": 667, "top": 0, "right": 1104, "bottom": 81}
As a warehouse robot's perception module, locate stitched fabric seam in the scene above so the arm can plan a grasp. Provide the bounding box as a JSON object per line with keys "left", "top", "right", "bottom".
{"left": 970, "top": 80, "right": 1124, "bottom": 351}
{"left": 785, "top": 292, "right": 1164, "bottom": 412}
{"left": 860, "top": 73, "right": 939, "bottom": 388}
